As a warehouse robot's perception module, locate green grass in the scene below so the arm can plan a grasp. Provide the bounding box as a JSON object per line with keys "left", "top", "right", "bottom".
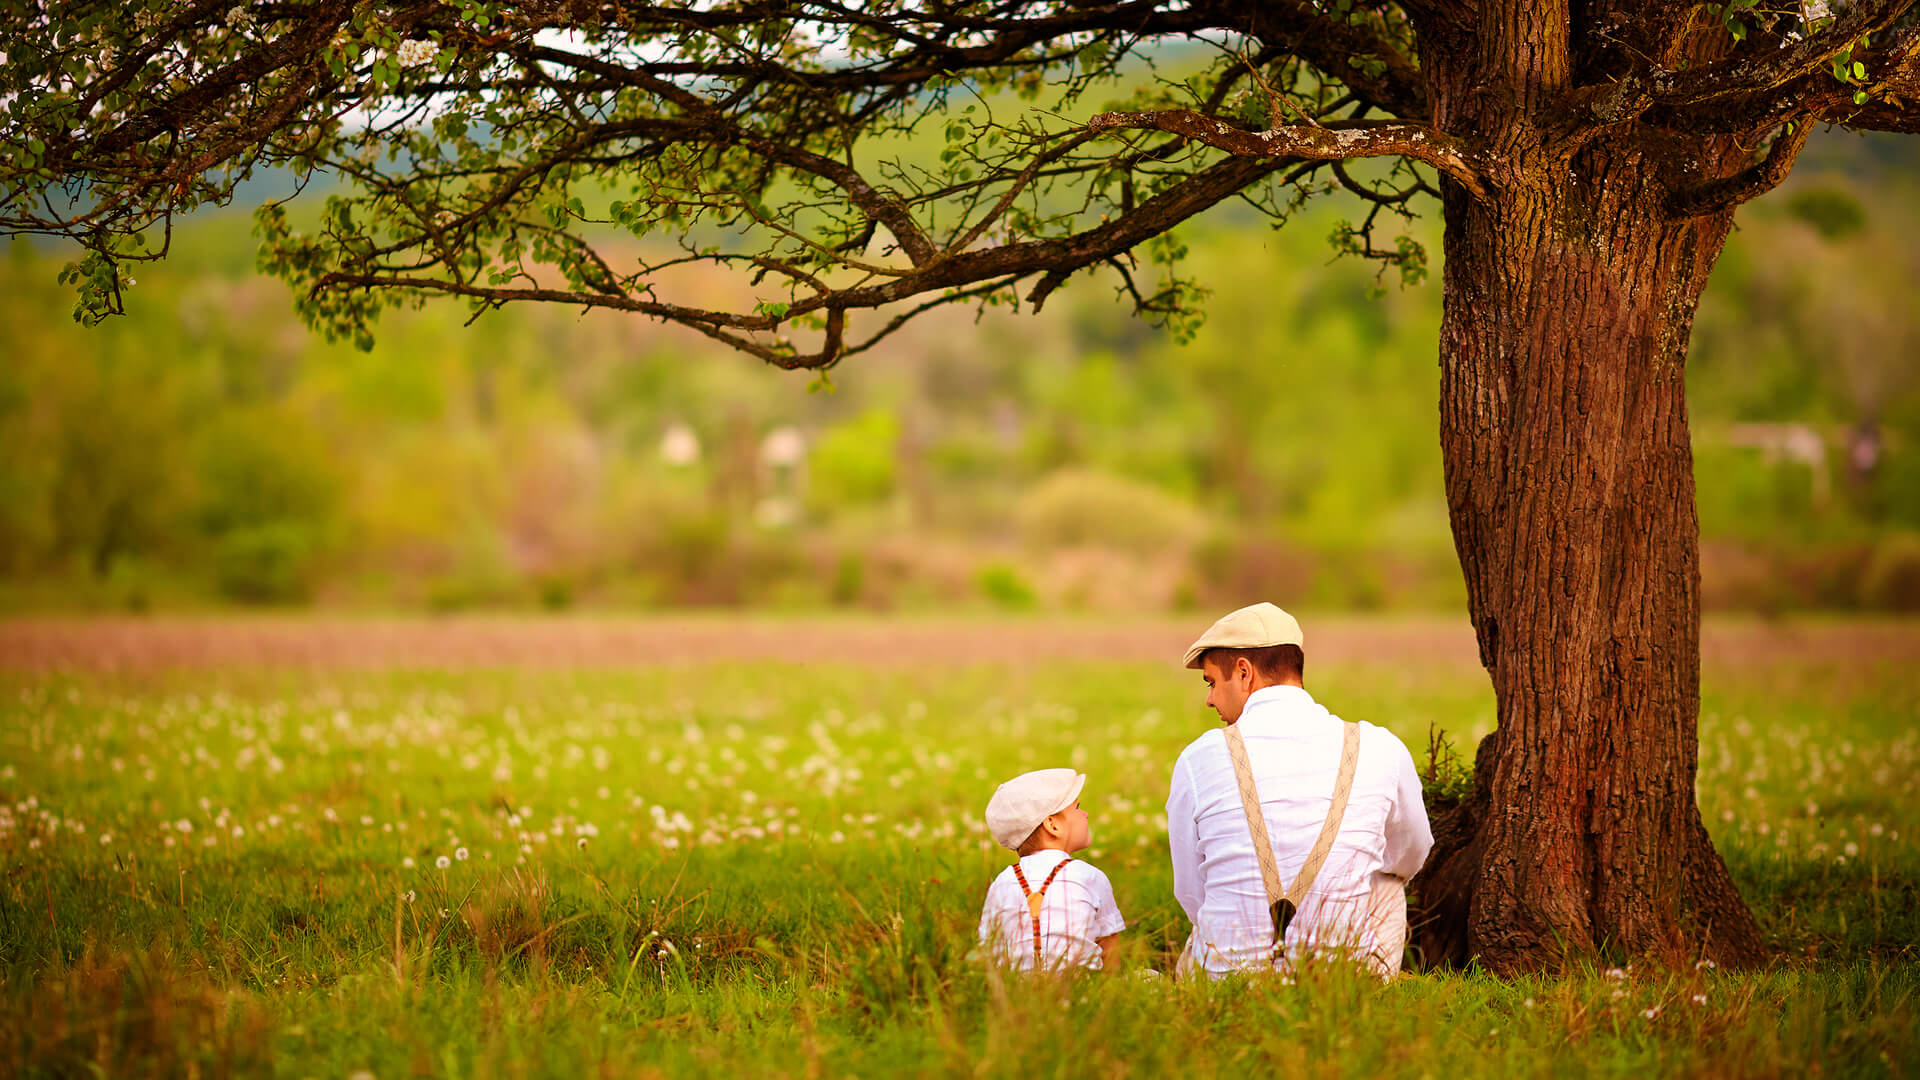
{"left": 0, "top": 631, "right": 1914, "bottom": 1077}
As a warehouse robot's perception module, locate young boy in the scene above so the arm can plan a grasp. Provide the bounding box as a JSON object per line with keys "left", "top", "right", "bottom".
{"left": 977, "top": 768, "right": 1125, "bottom": 971}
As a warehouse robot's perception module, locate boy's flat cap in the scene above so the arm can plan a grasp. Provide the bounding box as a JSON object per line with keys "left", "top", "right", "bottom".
{"left": 1181, "top": 602, "right": 1304, "bottom": 669}
{"left": 985, "top": 768, "right": 1086, "bottom": 851}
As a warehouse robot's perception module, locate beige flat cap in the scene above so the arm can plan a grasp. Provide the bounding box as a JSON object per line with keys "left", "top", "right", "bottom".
{"left": 985, "top": 768, "right": 1086, "bottom": 851}
{"left": 1182, "top": 602, "right": 1304, "bottom": 669}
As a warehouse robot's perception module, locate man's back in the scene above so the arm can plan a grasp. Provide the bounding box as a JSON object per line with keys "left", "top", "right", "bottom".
{"left": 1166, "top": 684, "right": 1432, "bottom": 975}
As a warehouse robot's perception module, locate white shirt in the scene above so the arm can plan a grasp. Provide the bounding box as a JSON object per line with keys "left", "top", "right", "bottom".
{"left": 977, "top": 850, "right": 1126, "bottom": 971}
{"left": 1166, "top": 685, "right": 1432, "bottom": 976}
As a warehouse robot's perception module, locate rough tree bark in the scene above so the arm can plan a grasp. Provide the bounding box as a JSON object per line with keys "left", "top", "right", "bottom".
{"left": 1411, "top": 18, "right": 1770, "bottom": 969}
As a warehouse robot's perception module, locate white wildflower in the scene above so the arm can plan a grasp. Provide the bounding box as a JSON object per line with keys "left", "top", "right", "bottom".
{"left": 454, "top": 846, "right": 469, "bottom": 861}
{"left": 1640, "top": 1006, "right": 1661, "bottom": 1020}
{"left": 435, "top": 855, "right": 451, "bottom": 869}
{"left": 1690, "top": 993, "right": 1707, "bottom": 1005}
{"left": 402, "top": 856, "right": 415, "bottom": 869}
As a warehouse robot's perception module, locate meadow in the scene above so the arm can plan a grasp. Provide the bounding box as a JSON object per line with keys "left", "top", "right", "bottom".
{"left": 0, "top": 616, "right": 1914, "bottom": 1078}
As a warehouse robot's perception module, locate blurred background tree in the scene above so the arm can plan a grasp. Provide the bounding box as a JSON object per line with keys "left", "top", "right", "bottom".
{"left": 2, "top": 127, "right": 1914, "bottom": 614}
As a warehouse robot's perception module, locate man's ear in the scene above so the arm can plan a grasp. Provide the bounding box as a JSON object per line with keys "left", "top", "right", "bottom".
{"left": 1235, "top": 656, "right": 1254, "bottom": 683}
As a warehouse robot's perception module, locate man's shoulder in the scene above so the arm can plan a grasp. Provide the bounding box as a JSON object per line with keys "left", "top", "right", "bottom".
{"left": 1178, "top": 726, "right": 1227, "bottom": 757}
{"left": 1352, "top": 718, "right": 1419, "bottom": 761}
{"left": 1172, "top": 727, "right": 1227, "bottom": 771}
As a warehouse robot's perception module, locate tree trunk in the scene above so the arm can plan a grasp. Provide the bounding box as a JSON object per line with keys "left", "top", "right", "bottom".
{"left": 1412, "top": 126, "right": 1768, "bottom": 972}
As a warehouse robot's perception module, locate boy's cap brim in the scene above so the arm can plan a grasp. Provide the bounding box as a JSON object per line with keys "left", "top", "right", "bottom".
{"left": 1182, "top": 602, "right": 1305, "bottom": 668}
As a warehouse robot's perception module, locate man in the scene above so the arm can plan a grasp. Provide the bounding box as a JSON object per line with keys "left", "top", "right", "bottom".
{"left": 1168, "top": 602, "right": 1432, "bottom": 977}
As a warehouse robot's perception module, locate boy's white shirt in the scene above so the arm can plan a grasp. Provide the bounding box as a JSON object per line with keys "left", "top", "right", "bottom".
{"left": 1166, "top": 684, "right": 1433, "bottom": 977}
{"left": 977, "top": 850, "right": 1126, "bottom": 971}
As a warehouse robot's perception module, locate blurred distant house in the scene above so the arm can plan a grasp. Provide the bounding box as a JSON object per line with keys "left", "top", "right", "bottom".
{"left": 756, "top": 426, "right": 807, "bottom": 528}
{"left": 1724, "top": 422, "right": 1829, "bottom": 506}
{"left": 659, "top": 422, "right": 702, "bottom": 467}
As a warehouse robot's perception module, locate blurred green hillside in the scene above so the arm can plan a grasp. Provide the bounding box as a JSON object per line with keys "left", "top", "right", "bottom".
{"left": 2, "top": 130, "right": 1916, "bottom": 614}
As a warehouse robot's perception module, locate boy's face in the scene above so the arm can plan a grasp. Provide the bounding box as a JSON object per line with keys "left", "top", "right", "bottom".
{"left": 1047, "top": 799, "right": 1091, "bottom": 852}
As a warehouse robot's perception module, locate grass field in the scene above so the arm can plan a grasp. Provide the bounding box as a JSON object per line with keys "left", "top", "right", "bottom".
{"left": 1, "top": 616, "right": 1915, "bottom": 1078}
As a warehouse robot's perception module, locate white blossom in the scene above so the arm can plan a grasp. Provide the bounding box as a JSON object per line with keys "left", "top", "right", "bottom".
{"left": 395, "top": 39, "right": 440, "bottom": 67}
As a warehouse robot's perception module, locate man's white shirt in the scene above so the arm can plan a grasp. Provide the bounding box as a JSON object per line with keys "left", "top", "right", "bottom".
{"left": 977, "top": 850, "right": 1126, "bottom": 971}
{"left": 1166, "top": 684, "right": 1432, "bottom": 976}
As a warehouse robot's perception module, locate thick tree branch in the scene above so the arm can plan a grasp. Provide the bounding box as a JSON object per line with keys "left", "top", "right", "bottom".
{"left": 1811, "top": 18, "right": 1920, "bottom": 132}
{"left": 1666, "top": 120, "right": 1810, "bottom": 218}
{"left": 1582, "top": 0, "right": 1917, "bottom": 126}
{"left": 1650, "top": 0, "right": 1913, "bottom": 106}
{"left": 1085, "top": 111, "right": 1491, "bottom": 200}
{"left": 1641, "top": 19, "right": 1920, "bottom": 135}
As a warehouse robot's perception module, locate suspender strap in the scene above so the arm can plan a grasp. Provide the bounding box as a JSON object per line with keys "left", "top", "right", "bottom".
{"left": 1011, "top": 857, "right": 1074, "bottom": 967}
{"left": 1222, "top": 719, "right": 1361, "bottom": 951}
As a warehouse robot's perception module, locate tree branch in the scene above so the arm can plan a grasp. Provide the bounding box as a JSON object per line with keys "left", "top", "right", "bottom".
{"left": 1085, "top": 112, "right": 1491, "bottom": 200}
{"left": 1587, "top": 0, "right": 1917, "bottom": 126}
{"left": 1236, "top": 0, "right": 1429, "bottom": 119}
{"left": 1666, "top": 120, "right": 1811, "bottom": 218}
{"left": 306, "top": 154, "right": 1282, "bottom": 368}
{"left": 1640, "top": 18, "right": 1920, "bottom": 136}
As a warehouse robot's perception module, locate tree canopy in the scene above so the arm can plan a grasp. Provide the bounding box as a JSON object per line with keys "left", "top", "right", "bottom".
{"left": 4, "top": 1, "right": 1917, "bottom": 363}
